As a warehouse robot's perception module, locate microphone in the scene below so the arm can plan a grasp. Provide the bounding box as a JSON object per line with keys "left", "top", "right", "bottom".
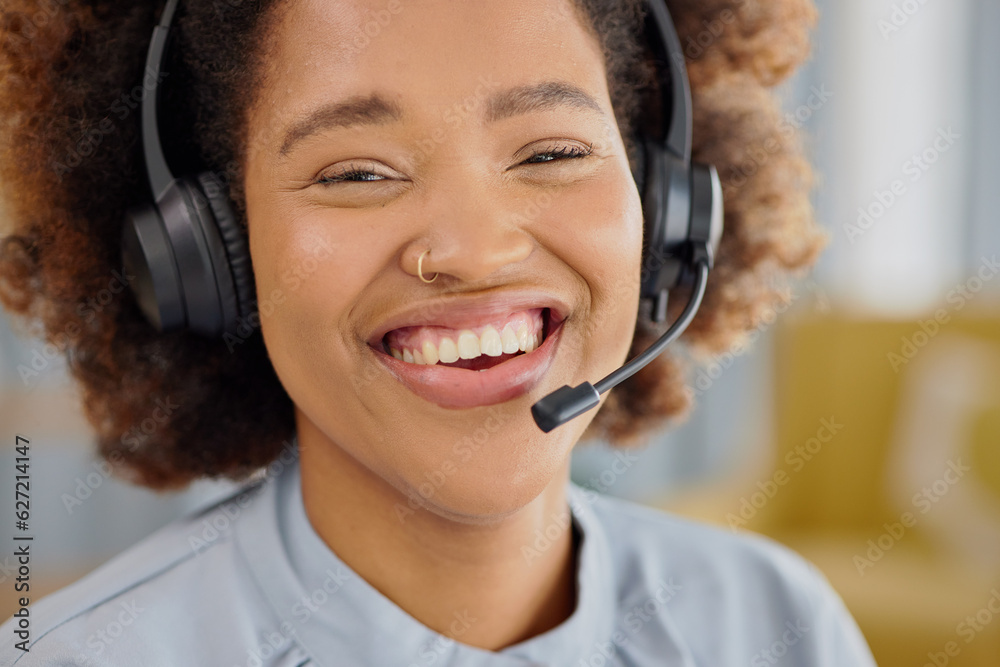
{"left": 530, "top": 252, "right": 710, "bottom": 433}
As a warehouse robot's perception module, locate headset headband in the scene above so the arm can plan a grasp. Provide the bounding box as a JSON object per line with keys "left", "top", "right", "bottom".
{"left": 137, "top": 0, "right": 694, "bottom": 202}
{"left": 644, "top": 0, "right": 692, "bottom": 162}
{"left": 141, "top": 0, "right": 180, "bottom": 204}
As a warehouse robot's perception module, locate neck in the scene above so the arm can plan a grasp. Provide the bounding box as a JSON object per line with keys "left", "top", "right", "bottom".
{"left": 296, "top": 418, "right": 580, "bottom": 651}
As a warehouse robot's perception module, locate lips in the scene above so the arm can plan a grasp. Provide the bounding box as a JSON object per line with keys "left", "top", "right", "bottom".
{"left": 368, "top": 313, "right": 566, "bottom": 409}
{"left": 363, "top": 290, "right": 571, "bottom": 409}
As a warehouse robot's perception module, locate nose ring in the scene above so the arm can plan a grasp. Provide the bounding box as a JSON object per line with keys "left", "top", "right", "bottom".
{"left": 417, "top": 249, "right": 438, "bottom": 283}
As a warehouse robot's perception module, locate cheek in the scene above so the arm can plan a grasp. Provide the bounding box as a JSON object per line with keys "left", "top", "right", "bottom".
{"left": 247, "top": 205, "right": 380, "bottom": 394}
{"left": 543, "top": 170, "right": 644, "bottom": 365}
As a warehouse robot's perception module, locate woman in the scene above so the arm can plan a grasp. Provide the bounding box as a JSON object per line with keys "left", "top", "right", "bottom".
{"left": 0, "top": 0, "right": 876, "bottom": 664}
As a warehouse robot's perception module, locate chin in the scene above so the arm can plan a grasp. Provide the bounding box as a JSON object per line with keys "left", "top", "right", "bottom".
{"left": 396, "top": 451, "right": 570, "bottom": 524}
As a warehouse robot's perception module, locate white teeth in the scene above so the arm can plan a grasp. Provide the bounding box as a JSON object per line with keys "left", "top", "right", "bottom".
{"left": 438, "top": 337, "right": 459, "bottom": 363}
{"left": 457, "top": 330, "right": 480, "bottom": 359}
{"left": 480, "top": 325, "right": 503, "bottom": 357}
{"left": 387, "top": 317, "right": 546, "bottom": 365}
{"left": 516, "top": 324, "right": 529, "bottom": 352}
{"left": 422, "top": 339, "right": 439, "bottom": 365}
{"left": 500, "top": 324, "right": 520, "bottom": 354}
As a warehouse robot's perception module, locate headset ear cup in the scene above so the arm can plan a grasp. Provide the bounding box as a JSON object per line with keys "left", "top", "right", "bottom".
{"left": 122, "top": 201, "right": 185, "bottom": 332}
{"left": 195, "top": 171, "right": 255, "bottom": 334}
{"left": 689, "top": 162, "right": 724, "bottom": 270}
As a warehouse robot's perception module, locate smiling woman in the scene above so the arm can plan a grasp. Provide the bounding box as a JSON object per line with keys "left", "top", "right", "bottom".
{"left": 0, "top": 0, "right": 875, "bottom": 665}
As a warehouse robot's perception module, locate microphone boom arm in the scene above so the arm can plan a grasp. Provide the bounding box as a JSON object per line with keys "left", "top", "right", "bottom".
{"left": 530, "top": 255, "right": 710, "bottom": 433}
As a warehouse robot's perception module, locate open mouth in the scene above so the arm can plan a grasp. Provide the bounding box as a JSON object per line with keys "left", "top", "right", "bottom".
{"left": 379, "top": 307, "right": 554, "bottom": 372}
{"left": 369, "top": 305, "right": 565, "bottom": 409}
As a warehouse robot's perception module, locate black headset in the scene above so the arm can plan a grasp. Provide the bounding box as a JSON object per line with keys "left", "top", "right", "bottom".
{"left": 122, "top": 0, "right": 724, "bottom": 432}
{"left": 121, "top": 0, "right": 252, "bottom": 337}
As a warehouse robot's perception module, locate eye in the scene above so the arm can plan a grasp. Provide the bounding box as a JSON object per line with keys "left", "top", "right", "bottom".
{"left": 319, "top": 170, "right": 384, "bottom": 184}
{"left": 315, "top": 161, "right": 391, "bottom": 186}
{"left": 520, "top": 142, "right": 594, "bottom": 165}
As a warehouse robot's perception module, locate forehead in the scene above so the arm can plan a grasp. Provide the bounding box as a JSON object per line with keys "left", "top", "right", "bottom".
{"left": 249, "top": 0, "right": 610, "bottom": 148}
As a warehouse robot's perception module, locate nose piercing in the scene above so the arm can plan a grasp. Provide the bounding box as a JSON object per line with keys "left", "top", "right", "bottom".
{"left": 417, "top": 249, "right": 438, "bottom": 283}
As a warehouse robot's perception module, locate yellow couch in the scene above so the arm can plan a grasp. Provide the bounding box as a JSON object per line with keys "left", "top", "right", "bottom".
{"left": 667, "top": 311, "right": 1000, "bottom": 666}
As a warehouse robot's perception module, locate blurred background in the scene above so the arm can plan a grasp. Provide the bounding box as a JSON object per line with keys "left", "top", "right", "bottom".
{"left": 2, "top": 1, "right": 999, "bottom": 665}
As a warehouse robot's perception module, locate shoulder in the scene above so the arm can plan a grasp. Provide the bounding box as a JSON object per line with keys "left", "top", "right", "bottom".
{"left": 571, "top": 483, "right": 876, "bottom": 665}
{"left": 0, "top": 479, "right": 285, "bottom": 666}
{"left": 580, "top": 483, "right": 817, "bottom": 589}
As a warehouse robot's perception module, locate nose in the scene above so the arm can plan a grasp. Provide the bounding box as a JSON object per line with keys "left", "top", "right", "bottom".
{"left": 404, "top": 171, "right": 536, "bottom": 284}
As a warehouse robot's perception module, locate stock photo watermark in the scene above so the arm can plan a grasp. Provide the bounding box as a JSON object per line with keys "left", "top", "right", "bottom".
{"left": 187, "top": 438, "right": 300, "bottom": 556}
{"left": 392, "top": 405, "right": 514, "bottom": 524}
{"left": 407, "top": 609, "right": 478, "bottom": 667}
{"left": 61, "top": 396, "right": 182, "bottom": 515}
{"left": 853, "top": 458, "right": 969, "bottom": 576}
{"left": 16, "top": 268, "right": 137, "bottom": 387}
{"left": 843, "top": 126, "right": 959, "bottom": 244}
{"left": 342, "top": 0, "right": 405, "bottom": 55}
{"left": 223, "top": 238, "right": 335, "bottom": 352}
{"left": 724, "top": 85, "right": 832, "bottom": 189}
{"left": 680, "top": 0, "right": 760, "bottom": 60}
{"left": 887, "top": 255, "right": 1000, "bottom": 373}
{"left": 53, "top": 66, "right": 169, "bottom": 178}
{"left": 228, "top": 563, "right": 355, "bottom": 667}
{"left": 577, "top": 578, "right": 682, "bottom": 666}
{"left": 726, "top": 417, "right": 845, "bottom": 531}
{"left": 750, "top": 619, "right": 810, "bottom": 666}
{"left": 878, "top": 0, "right": 935, "bottom": 40}
{"left": 521, "top": 496, "right": 583, "bottom": 566}
{"left": 686, "top": 288, "right": 799, "bottom": 399}
{"left": 921, "top": 588, "right": 1000, "bottom": 666}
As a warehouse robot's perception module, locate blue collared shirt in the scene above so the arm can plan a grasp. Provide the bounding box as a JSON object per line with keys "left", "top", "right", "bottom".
{"left": 1, "top": 451, "right": 876, "bottom": 666}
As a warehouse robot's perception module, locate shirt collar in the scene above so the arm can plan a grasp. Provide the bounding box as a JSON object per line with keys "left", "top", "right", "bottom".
{"left": 236, "top": 448, "right": 618, "bottom": 667}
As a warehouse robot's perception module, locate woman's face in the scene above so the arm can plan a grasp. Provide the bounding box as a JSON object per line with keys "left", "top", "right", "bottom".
{"left": 244, "top": 0, "right": 643, "bottom": 517}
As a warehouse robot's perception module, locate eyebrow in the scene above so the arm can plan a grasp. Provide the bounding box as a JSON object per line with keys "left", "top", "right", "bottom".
{"left": 485, "top": 80, "right": 604, "bottom": 123}
{"left": 277, "top": 80, "right": 606, "bottom": 158}
{"left": 278, "top": 95, "right": 403, "bottom": 157}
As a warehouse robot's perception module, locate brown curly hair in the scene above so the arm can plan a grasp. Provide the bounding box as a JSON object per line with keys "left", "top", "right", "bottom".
{"left": 0, "top": 0, "right": 823, "bottom": 490}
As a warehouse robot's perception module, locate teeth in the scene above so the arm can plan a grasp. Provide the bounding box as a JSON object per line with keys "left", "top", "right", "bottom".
{"left": 500, "top": 324, "right": 520, "bottom": 354}
{"left": 525, "top": 332, "right": 537, "bottom": 353}
{"left": 422, "top": 339, "right": 439, "bottom": 365}
{"left": 480, "top": 325, "right": 503, "bottom": 357}
{"left": 385, "top": 311, "right": 548, "bottom": 366}
{"left": 437, "top": 337, "right": 459, "bottom": 363}
{"left": 516, "top": 324, "right": 529, "bottom": 352}
{"left": 457, "top": 331, "right": 480, "bottom": 359}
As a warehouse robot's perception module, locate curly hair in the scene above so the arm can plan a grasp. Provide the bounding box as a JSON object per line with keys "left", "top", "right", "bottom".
{"left": 0, "top": 0, "right": 822, "bottom": 490}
